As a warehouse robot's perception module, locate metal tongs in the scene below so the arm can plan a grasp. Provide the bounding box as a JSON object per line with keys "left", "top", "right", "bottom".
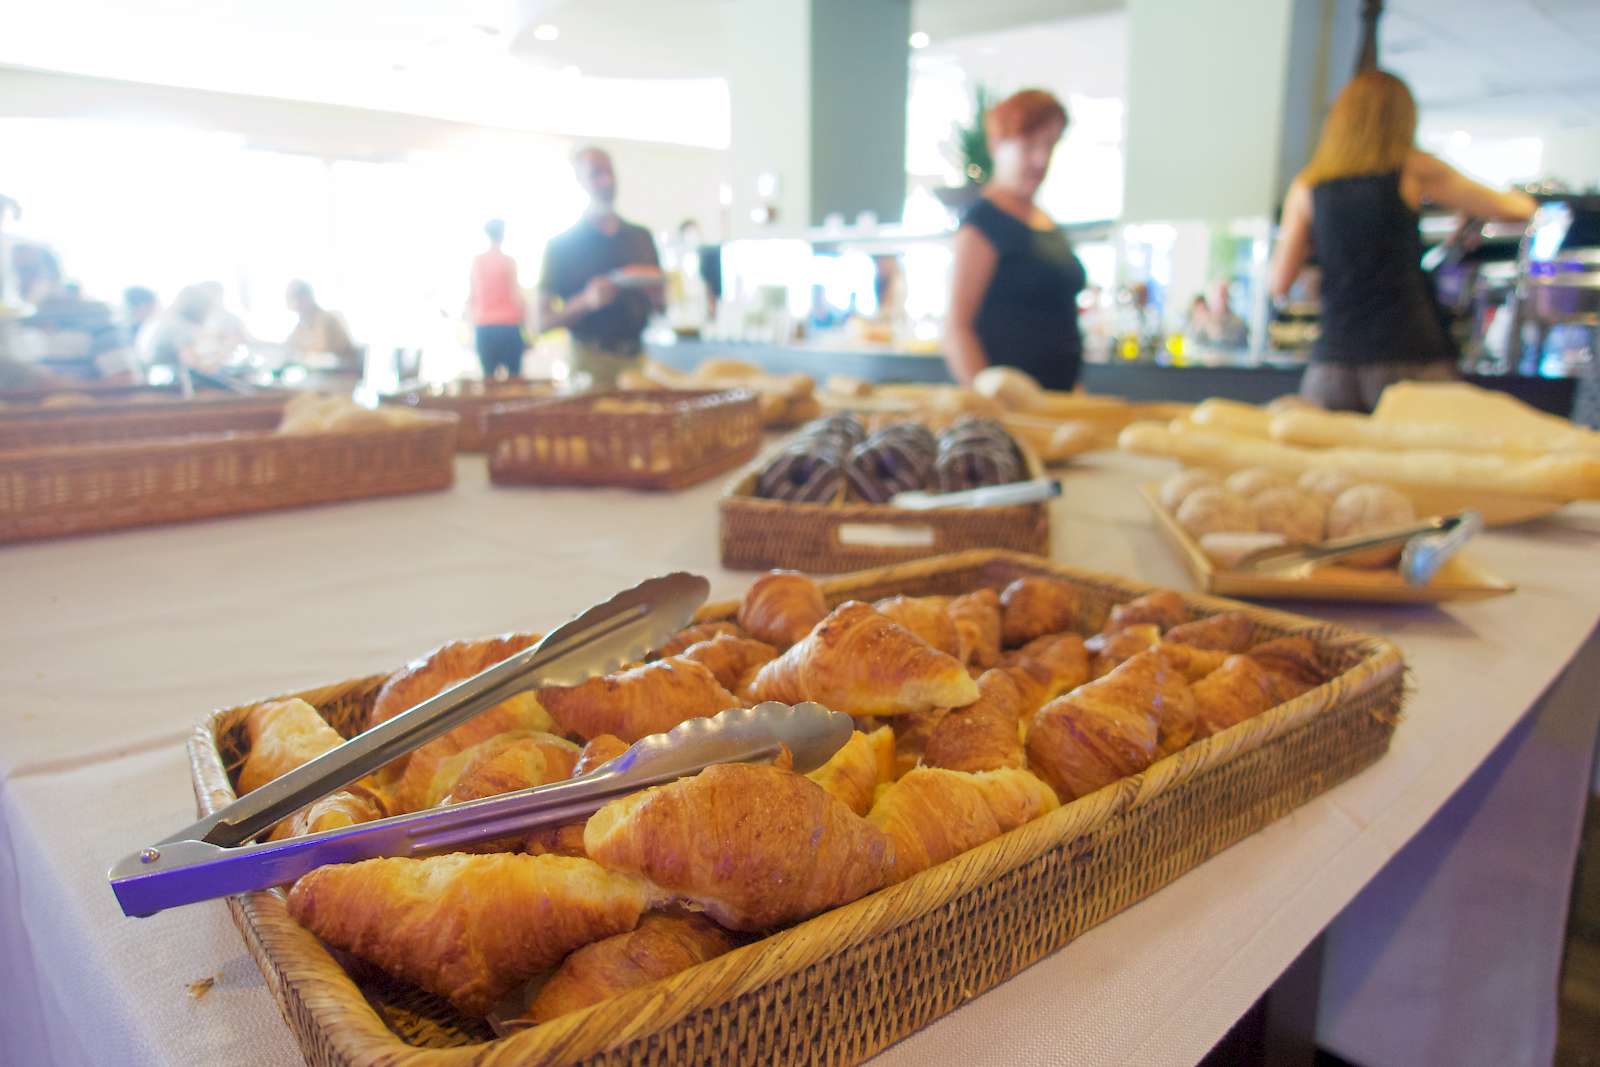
{"left": 1234, "top": 510, "right": 1484, "bottom": 585}
{"left": 108, "top": 572, "right": 854, "bottom": 917}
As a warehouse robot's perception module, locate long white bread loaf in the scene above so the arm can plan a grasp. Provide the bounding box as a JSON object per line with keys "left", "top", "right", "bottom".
{"left": 1271, "top": 407, "right": 1600, "bottom": 457}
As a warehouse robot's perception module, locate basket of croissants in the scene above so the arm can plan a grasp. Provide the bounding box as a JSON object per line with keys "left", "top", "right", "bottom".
{"left": 190, "top": 550, "right": 1402, "bottom": 1067}
{"left": 719, "top": 413, "right": 1051, "bottom": 572}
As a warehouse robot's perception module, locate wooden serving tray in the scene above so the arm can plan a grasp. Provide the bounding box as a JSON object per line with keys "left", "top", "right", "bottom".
{"left": 1138, "top": 484, "right": 1516, "bottom": 603}
{"left": 186, "top": 550, "right": 1403, "bottom": 1067}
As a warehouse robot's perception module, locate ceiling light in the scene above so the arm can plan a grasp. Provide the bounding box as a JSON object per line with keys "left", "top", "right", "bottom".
{"left": 909, "top": 31, "right": 930, "bottom": 49}
{"left": 534, "top": 24, "right": 559, "bottom": 41}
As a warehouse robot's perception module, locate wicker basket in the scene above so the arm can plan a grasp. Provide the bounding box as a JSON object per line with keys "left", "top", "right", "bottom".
{"left": 381, "top": 382, "right": 558, "bottom": 452}
{"left": 719, "top": 446, "right": 1051, "bottom": 572}
{"left": 486, "top": 389, "right": 762, "bottom": 490}
{"left": 0, "top": 414, "right": 458, "bottom": 545}
{"left": 0, "top": 394, "right": 289, "bottom": 451}
{"left": 185, "top": 550, "right": 1402, "bottom": 1067}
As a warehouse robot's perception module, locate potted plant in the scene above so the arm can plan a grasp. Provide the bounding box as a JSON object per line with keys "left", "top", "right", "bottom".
{"left": 935, "top": 86, "right": 991, "bottom": 216}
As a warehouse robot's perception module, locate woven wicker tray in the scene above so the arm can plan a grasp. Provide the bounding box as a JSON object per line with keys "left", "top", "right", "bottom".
{"left": 0, "top": 393, "right": 289, "bottom": 451}
{"left": 381, "top": 382, "right": 558, "bottom": 452}
{"left": 0, "top": 413, "right": 457, "bottom": 545}
{"left": 719, "top": 445, "right": 1051, "bottom": 572}
{"left": 486, "top": 389, "right": 762, "bottom": 490}
{"left": 185, "top": 549, "right": 1402, "bottom": 1067}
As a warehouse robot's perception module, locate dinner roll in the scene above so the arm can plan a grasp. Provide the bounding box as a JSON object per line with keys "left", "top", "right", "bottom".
{"left": 1159, "top": 468, "right": 1222, "bottom": 512}
{"left": 1298, "top": 468, "right": 1360, "bottom": 506}
{"left": 1251, "top": 487, "right": 1326, "bottom": 545}
{"left": 1225, "top": 467, "right": 1295, "bottom": 499}
{"left": 1327, "top": 484, "right": 1416, "bottom": 567}
{"left": 1176, "top": 488, "right": 1257, "bottom": 538}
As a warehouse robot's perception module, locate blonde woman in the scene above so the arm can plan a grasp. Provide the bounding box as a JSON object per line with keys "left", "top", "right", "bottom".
{"left": 1269, "top": 70, "right": 1535, "bottom": 412}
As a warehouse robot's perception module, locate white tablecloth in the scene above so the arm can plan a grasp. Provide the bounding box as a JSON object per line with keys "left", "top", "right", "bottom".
{"left": 2, "top": 453, "right": 1597, "bottom": 1066}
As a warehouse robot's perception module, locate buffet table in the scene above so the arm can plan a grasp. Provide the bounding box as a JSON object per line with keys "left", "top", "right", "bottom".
{"left": 2, "top": 452, "right": 1597, "bottom": 1066}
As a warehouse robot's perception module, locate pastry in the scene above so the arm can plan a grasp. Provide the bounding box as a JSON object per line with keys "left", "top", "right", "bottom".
{"left": 867, "top": 766, "right": 1058, "bottom": 882}
{"left": 805, "top": 726, "right": 895, "bottom": 816}
{"left": 653, "top": 621, "right": 744, "bottom": 659}
{"left": 890, "top": 706, "right": 949, "bottom": 778}
{"left": 996, "top": 633, "right": 1090, "bottom": 720}
{"left": 1225, "top": 467, "right": 1296, "bottom": 499}
{"left": 874, "top": 595, "right": 962, "bottom": 658}
{"left": 1192, "top": 654, "right": 1281, "bottom": 737}
{"left": 947, "top": 587, "right": 1003, "bottom": 668}
{"left": 287, "top": 853, "right": 652, "bottom": 1016}
{"left": 524, "top": 912, "right": 738, "bottom": 1023}
{"left": 922, "top": 669, "right": 1028, "bottom": 773}
{"left": 435, "top": 732, "right": 579, "bottom": 806}
{"left": 583, "top": 762, "right": 895, "bottom": 931}
{"left": 846, "top": 424, "right": 937, "bottom": 502}
{"left": 743, "top": 601, "right": 979, "bottom": 716}
{"left": 1176, "top": 488, "right": 1257, "bottom": 538}
{"left": 1297, "top": 468, "right": 1361, "bottom": 506}
{"left": 367, "top": 632, "right": 547, "bottom": 731}
{"left": 999, "top": 576, "right": 1080, "bottom": 647}
{"left": 269, "top": 783, "right": 388, "bottom": 842}
{"left": 737, "top": 570, "right": 829, "bottom": 648}
{"left": 1159, "top": 468, "right": 1222, "bottom": 512}
{"left": 1326, "top": 485, "right": 1415, "bottom": 566}
{"left": 238, "top": 698, "right": 345, "bottom": 795}
{"left": 1104, "top": 589, "right": 1191, "bottom": 633}
{"left": 1251, "top": 487, "right": 1326, "bottom": 545}
{"left": 540, "top": 657, "right": 739, "bottom": 743}
{"left": 1085, "top": 623, "right": 1161, "bottom": 679}
{"left": 675, "top": 633, "right": 778, "bottom": 693}
{"left": 1162, "top": 612, "right": 1255, "bottom": 652}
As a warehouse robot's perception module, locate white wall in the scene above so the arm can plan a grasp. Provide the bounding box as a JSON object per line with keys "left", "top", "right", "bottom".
{"left": 1542, "top": 126, "right": 1600, "bottom": 192}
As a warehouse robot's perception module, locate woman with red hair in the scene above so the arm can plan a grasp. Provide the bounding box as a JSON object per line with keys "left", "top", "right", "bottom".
{"left": 944, "top": 88, "right": 1086, "bottom": 390}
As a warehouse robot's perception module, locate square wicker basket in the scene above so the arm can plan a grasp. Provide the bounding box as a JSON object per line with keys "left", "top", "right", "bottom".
{"left": 485, "top": 389, "right": 762, "bottom": 490}
{"left": 0, "top": 409, "right": 458, "bottom": 545}
{"left": 380, "top": 381, "right": 558, "bottom": 452}
{"left": 719, "top": 446, "right": 1051, "bottom": 572}
{"left": 185, "top": 549, "right": 1403, "bottom": 1067}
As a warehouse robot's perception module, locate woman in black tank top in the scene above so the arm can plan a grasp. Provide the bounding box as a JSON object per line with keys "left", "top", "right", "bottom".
{"left": 1269, "top": 71, "right": 1534, "bottom": 412}
{"left": 945, "top": 89, "right": 1086, "bottom": 391}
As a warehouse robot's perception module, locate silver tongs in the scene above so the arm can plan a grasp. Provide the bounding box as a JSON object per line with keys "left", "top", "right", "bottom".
{"left": 109, "top": 701, "right": 851, "bottom": 917}
{"left": 1234, "top": 510, "right": 1484, "bottom": 585}
{"left": 109, "top": 572, "right": 849, "bottom": 916}
{"left": 891, "top": 478, "right": 1062, "bottom": 510}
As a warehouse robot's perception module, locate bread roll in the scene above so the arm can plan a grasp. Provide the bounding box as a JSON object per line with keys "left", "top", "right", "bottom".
{"left": 1326, "top": 485, "right": 1415, "bottom": 567}
{"left": 1176, "top": 488, "right": 1256, "bottom": 538}
{"left": 1298, "top": 469, "right": 1359, "bottom": 506}
{"left": 1251, "top": 487, "right": 1326, "bottom": 545}
{"left": 1225, "top": 467, "right": 1295, "bottom": 499}
{"left": 1158, "top": 469, "right": 1221, "bottom": 512}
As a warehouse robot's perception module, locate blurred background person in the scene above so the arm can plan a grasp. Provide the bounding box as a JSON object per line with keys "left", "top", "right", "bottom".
{"left": 285, "top": 279, "right": 358, "bottom": 371}
{"left": 943, "top": 88, "right": 1086, "bottom": 390}
{"left": 1269, "top": 70, "right": 1536, "bottom": 412}
{"left": 121, "top": 286, "right": 159, "bottom": 351}
{"left": 467, "top": 218, "right": 527, "bottom": 380}
{"left": 142, "top": 283, "right": 213, "bottom": 370}
{"left": 1186, "top": 279, "right": 1247, "bottom": 348}
{"left": 536, "top": 146, "right": 663, "bottom": 387}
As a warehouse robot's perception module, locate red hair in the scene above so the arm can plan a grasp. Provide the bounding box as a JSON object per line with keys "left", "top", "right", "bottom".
{"left": 985, "top": 89, "right": 1068, "bottom": 146}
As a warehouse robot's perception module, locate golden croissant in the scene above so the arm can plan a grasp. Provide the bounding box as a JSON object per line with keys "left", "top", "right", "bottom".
{"left": 367, "top": 631, "right": 544, "bottom": 730}
{"left": 524, "top": 911, "right": 738, "bottom": 1023}
{"left": 1105, "top": 590, "right": 1190, "bottom": 633}
{"left": 540, "top": 656, "right": 738, "bottom": 743}
{"left": 743, "top": 601, "right": 979, "bottom": 716}
{"left": 675, "top": 633, "right": 777, "bottom": 693}
{"left": 387, "top": 697, "right": 562, "bottom": 814}
{"left": 287, "top": 853, "right": 653, "bottom": 1016}
{"left": 1193, "top": 654, "right": 1282, "bottom": 738}
{"left": 436, "top": 732, "right": 579, "bottom": 806}
{"left": 891, "top": 707, "right": 948, "bottom": 779}
{"left": 1086, "top": 623, "right": 1161, "bottom": 679}
{"left": 268, "top": 782, "right": 389, "bottom": 842}
{"left": 874, "top": 595, "right": 962, "bottom": 658}
{"left": 998, "top": 632, "right": 1090, "bottom": 719}
{"left": 868, "top": 766, "right": 1058, "bottom": 882}
{"left": 583, "top": 762, "right": 894, "bottom": 931}
{"left": 238, "top": 698, "right": 345, "bottom": 796}
{"left": 736, "top": 570, "right": 829, "bottom": 647}
{"left": 1025, "top": 650, "right": 1181, "bottom": 800}
{"left": 1156, "top": 642, "right": 1230, "bottom": 684}
{"left": 806, "top": 727, "right": 895, "bottom": 816}
{"left": 1163, "top": 612, "right": 1255, "bottom": 652}
{"left": 653, "top": 620, "right": 744, "bottom": 659}
{"left": 923, "top": 669, "right": 1028, "bottom": 773}
{"left": 946, "top": 587, "right": 1003, "bottom": 668}
{"left": 999, "top": 577, "right": 1081, "bottom": 648}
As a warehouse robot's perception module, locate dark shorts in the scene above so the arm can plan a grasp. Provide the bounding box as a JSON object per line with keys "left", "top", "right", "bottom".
{"left": 474, "top": 324, "right": 525, "bottom": 378}
{"left": 1300, "top": 359, "right": 1457, "bottom": 413}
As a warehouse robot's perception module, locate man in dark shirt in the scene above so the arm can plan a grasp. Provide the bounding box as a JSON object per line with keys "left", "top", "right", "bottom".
{"left": 536, "top": 147, "right": 663, "bottom": 386}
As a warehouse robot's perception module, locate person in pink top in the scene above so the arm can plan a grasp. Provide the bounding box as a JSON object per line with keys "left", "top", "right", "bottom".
{"left": 468, "top": 219, "right": 527, "bottom": 378}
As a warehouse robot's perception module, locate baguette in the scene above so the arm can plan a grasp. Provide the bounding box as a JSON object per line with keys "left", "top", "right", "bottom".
{"left": 1119, "top": 421, "right": 1600, "bottom": 499}
{"left": 1187, "top": 398, "right": 1274, "bottom": 438}
{"left": 1271, "top": 407, "right": 1600, "bottom": 457}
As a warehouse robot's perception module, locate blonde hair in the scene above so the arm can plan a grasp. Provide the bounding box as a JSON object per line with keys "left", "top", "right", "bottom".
{"left": 1298, "top": 70, "right": 1417, "bottom": 187}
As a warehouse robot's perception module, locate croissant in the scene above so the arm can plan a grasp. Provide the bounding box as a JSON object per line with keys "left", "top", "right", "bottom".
{"left": 946, "top": 588, "right": 1002, "bottom": 667}
{"left": 1156, "top": 642, "right": 1231, "bottom": 684}
{"left": 287, "top": 853, "right": 652, "bottom": 1016}
{"left": 653, "top": 620, "right": 744, "bottom": 659}
{"left": 1163, "top": 612, "right": 1255, "bottom": 652}
{"left": 583, "top": 762, "right": 894, "bottom": 931}
{"left": 997, "top": 633, "right": 1090, "bottom": 720}
{"left": 524, "top": 911, "right": 739, "bottom": 1023}
{"left": 540, "top": 657, "right": 738, "bottom": 743}
{"left": 1026, "top": 650, "right": 1194, "bottom": 799}
{"left": 891, "top": 707, "right": 948, "bottom": 779}
{"left": 574, "top": 733, "right": 630, "bottom": 774}
{"left": 868, "top": 766, "right": 1058, "bottom": 882}
{"left": 436, "top": 732, "right": 579, "bottom": 806}
{"left": 873, "top": 595, "right": 961, "bottom": 657}
{"left": 1247, "top": 636, "right": 1326, "bottom": 700}
{"left": 736, "top": 570, "right": 829, "bottom": 647}
{"left": 1104, "top": 590, "right": 1190, "bottom": 633}
{"left": 1086, "top": 624, "right": 1161, "bottom": 679}
{"left": 367, "top": 631, "right": 544, "bottom": 730}
{"left": 743, "top": 601, "right": 979, "bottom": 716}
{"left": 1193, "top": 654, "right": 1282, "bottom": 737}
{"left": 387, "top": 695, "right": 564, "bottom": 813}
{"left": 806, "top": 727, "right": 895, "bottom": 816}
{"left": 676, "top": 633, "right": 777, "bottom": 693}
{"left": 238, "top": 699, "right": 345, "bottom": 796}
{"left": 922, "top": 669, "right": 1027, "bottom": 773}
{"left": 268, "top": 782, "right": 389, "bottom": 842}
{"left": 999, "top": 577, "right": 1081, "bottom": 647}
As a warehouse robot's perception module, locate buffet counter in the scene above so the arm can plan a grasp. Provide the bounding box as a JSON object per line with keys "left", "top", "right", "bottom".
{"left": 2, "top": 452, "right": 1596, "bottom": 1066}
{"left": 648, "top": 340, "right": 1581, "bottom": 417}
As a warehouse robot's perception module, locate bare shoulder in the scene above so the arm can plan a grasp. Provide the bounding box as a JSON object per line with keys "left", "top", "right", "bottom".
{"left": 1405, "top": 149, "right": 1450, "bottom": 182}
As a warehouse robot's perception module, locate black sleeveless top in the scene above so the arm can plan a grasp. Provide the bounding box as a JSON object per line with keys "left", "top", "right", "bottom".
{"left": 1310, "top": 171, "right": 1451, "bottom": 366}
{"left": 960, "top": 198, "right": 1086, "bottom": 390}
